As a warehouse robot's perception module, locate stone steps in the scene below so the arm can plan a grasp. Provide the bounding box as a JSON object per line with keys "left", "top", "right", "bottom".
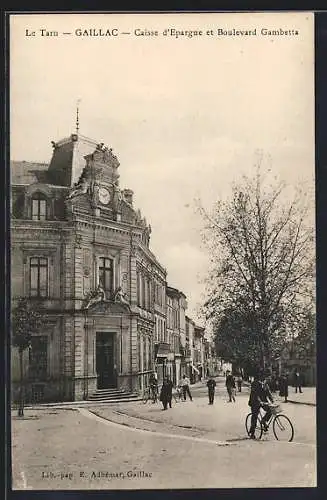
{"left": 20, "top": 389, "right": 143, "bottom": 409}
{"left": 87, "top": 388, "right": 140, "bottom": 402}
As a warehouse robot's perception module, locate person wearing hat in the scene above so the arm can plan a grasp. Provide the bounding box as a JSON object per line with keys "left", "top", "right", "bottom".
{"left": 293, "top": 369, "right": 303, "bottom": 394}
{"left": 225, "top": 370, "right": 236, "bottom": 402}
{"left": 181, "top": 374, "right": 193, "bottom": 401}
{"left": 279, "top": 371, "right": 289, "bottom": 402}
{"left": 248, "top": 371, "right": 274, "bottom": 439}
{"left": 206, "top": 375, "right": 216, "bottom": 404}
{"left": 159, "top": 377, "right": 173, "bottom": 410}
{"left": 149, "top": 371, "right": 158, "bottom": 403}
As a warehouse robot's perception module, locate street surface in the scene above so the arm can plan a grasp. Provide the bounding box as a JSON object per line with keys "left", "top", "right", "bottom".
{"left": 11, "top": 377, "right": 316, "bottom": 489}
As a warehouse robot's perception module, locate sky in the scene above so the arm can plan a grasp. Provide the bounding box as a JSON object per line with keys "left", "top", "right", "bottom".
{"left": 10, "top": 12, "right": 315, "bottom": 322}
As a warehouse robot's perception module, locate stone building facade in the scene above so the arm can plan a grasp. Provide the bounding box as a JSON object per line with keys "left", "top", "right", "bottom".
{"left": 11, "top": 133, "right": 166, "bottom": 402}
{"left": 165, "top": 286, "right": 187, "bottom": 386}
{"left": 194, "top": 325, "right": 205, "bottom": 381}
{"left": 185, "top": 316, "right": 195, "bottom": 382}
{"left": 11, "top": 131, "right": 213, "bottom": 403}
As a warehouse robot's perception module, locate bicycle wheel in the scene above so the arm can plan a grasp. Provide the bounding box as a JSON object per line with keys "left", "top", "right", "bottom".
{"left": 273, "top": 414, "right": 294, "bottom": 442}
{"left": 245, "top": 413, "right": 263, "bottom": 440}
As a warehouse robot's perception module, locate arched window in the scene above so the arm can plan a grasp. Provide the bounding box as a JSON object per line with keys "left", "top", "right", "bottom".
{"left": 31, "top": 193, "right": 47, "bottom": 220}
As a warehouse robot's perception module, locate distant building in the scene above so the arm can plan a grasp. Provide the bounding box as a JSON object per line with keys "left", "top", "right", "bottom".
{"left": 165, "top": 286, "right": 187, "bottom": 386}
{"left": 194, "top": 325, "right": 205, "bottom": 380}
{"left": 277, "top": 340, "right": 316, "bottom": 386}
{"left": 204, "top": 340, "right": 220, "bottom": 377}
{"left": 185, "top": 316, "right": 200, "bottom": 383}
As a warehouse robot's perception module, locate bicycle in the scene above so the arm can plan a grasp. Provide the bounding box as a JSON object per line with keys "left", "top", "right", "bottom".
{"left": 142, "top": 385, "right": 159, "bottom": 404}
{"left": 245, "top": 403, "right": 294, "bottom": 442}
{"left": 172, "top": 386, "right": 183, "bottom": 403}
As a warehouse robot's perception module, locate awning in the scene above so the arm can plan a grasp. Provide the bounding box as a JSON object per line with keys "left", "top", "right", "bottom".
{"left": 154, "top": 342, "right": 170, "bottom": 358}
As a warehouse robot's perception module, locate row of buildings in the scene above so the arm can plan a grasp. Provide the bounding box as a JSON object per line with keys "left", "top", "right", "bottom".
{"left": 11, "top": 131, "right": 218, "bottom": 404}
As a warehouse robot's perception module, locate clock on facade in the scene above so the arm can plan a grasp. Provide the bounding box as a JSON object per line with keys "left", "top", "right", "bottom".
{"left": 98, "top": 187, "right": 110, "bottom": 205}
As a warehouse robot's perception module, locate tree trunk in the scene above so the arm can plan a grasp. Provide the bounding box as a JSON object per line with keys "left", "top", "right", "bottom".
{"left": 18, "top": 348, "right": 24, "bottom": 417}
{"left": 259, "top": 343, "right": 265, "bottom": 369}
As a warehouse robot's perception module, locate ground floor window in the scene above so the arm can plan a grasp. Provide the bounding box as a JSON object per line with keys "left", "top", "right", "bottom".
{"left": 31, "top": 383, "right": 45, "bottom": 403}
{"left": 29, "top": 336, "right": 48, "bottom": 380}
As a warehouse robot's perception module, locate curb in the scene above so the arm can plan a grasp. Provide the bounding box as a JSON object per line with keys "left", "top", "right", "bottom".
{"left": 287, "top": 400, "right": 316, "bottom": 407}
{"left": 14, "top": 398, "right": 143, "bottom": 411}
{"left": 80, "top": 408, "right": 235, "bottom": 447}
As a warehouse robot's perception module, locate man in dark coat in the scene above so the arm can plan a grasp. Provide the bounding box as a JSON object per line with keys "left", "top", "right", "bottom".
{"left": 269, "top": 373, "right": 278, "bottom": 393}
{"left": 207, "top": 376, "right": 216, "bottom": 404}
{"left": 166, "top": 376, "right": 173, "bottom": 408}
{"left": 236, "top": 373, "right": 243, "bottom": 392}
{"left": 294, "top": 370, "right": 303, "bottom": 393}
{"left": 225, "top": 371, "right": 236, "bottom": 402}
{"left": 160, "top": 377, "right": 173, "bottom": 410}
{"left": 248, "top": 372, "right": 274, "bottom": 439}
{"left": 279, "top": 372, "right": 289, "bottom": 402}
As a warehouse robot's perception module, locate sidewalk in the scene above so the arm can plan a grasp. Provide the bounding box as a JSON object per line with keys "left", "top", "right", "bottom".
{"left": 287, "top": 387, "right": 316, "bottom": 406}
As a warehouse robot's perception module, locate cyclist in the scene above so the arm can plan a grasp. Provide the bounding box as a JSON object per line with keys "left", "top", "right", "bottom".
{"left": 248, "top": 371, "right": 274, "bottom": 439}
{"left": 149, "top": 371, "right": 158, "bottom": 403}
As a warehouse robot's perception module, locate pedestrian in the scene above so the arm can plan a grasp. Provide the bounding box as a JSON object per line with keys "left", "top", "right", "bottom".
{"left": 166, "top": 376, "right": 173, "bottom": 408}
{"left": 176, "top": 384, "right": 183, "bottom": 401}
{"left": 181, "top": 374, "right": 193, "bottom": 401}
{"left": 294, "top": 370, "right": 303, "bottom": 393}
{"left": 207, "top": 376, "right": 216, "bottom": 404}
{"left": 236, "top": 373, "right": 243, "bottom": 393}
{"left": 270, "top": 373, "right": 278, "bottom": 393}
{"left": 279, "top": 372, "right": 289, "bottom": 402}
{"left": 225, "top": 370, "right": 236, "bottom": 402}
{"left": 248, "top": 371, "right": 274, "bottom": 439}
{"left": 149, "top": 371, "right": 158, "bottom": 403}
{"left": 265, "top": 372, "right": 272, "bottom": 392}
{"left": 160, "top": 377, "right": 173, "bottom": 410}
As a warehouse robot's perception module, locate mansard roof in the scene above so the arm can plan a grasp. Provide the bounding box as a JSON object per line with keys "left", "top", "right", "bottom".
{"left": 166, "top": 285, "right": 187, "bottom": 300}
{"left": 47, "top": 134, "right": 99, "bottom": 187}
{"left": 11, "top": 161, "right": 49, "bottom": 185}
{"left": 10, "top": 131, "right": 154, "bottom": 246}
{"left": 11, "top": 134, "right": 114, "bottom": 188}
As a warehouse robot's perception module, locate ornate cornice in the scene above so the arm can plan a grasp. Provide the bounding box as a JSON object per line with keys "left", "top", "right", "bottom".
{"left": 11, "top": 184, "right": 68, "bottom": 190}
{"left": 11, "top": 225, "right": 72, "bottom": 239}
{"left": 135, "top": 241, "right": 166, "bottom": 276}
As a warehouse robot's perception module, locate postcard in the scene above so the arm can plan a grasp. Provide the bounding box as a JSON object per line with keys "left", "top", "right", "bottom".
{"left": 9, "top": 11, "right": 316, "bottom": 490}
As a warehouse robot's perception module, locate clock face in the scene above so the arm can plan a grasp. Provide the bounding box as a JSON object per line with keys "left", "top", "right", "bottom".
{"left": 98, "top": 187, "right": 110, "bottom": 205}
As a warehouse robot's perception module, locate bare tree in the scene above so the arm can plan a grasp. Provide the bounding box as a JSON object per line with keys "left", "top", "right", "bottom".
{"left": 200, "top": 166, "right": 315, "bottom": 369}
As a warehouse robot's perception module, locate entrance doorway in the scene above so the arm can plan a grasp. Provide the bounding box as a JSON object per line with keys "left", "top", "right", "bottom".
{"left": 96, "top": 332, "right": 116, "bottom": 389}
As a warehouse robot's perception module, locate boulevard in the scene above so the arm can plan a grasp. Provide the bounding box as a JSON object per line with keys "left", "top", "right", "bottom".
{"left": 11, "top": 377, "right": 316, "bottom": 490}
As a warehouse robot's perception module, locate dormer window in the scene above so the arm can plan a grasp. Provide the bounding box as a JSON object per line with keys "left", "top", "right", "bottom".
{"left": 32, "top": 193, "right": 47, "bottom": 220}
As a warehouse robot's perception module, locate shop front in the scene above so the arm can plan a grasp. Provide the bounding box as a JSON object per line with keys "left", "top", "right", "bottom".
{"left": 154, "top": 342, "right": 170, "bottom": 383}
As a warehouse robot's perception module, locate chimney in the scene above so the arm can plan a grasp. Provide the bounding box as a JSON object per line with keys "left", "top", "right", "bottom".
{"left": 123, "top": 189, "right": 134, "bottom": 206}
